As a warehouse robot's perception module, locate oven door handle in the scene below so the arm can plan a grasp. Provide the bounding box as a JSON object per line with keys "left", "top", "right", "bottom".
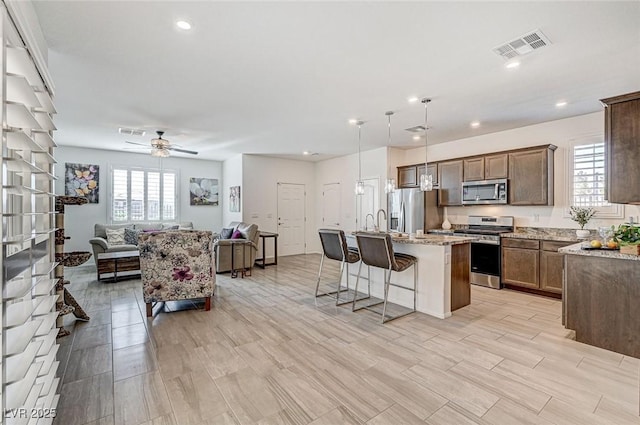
{"left": 471, "top": 239, "right": 500, "bottom": 246}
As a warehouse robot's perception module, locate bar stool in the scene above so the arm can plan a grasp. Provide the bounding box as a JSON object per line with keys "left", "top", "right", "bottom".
{"left": 353, "top": 232, "right": 417, "bottom": 323}
{"left": 315, "top": 229, "right": 363, "bottom": 306}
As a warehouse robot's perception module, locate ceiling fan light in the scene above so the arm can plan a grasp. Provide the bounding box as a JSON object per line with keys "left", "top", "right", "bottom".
{"left": 151, "top": 148, "right": 170, "bottom": 158}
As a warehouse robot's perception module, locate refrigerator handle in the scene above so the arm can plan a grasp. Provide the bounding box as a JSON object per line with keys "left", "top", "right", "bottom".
{"left": 399, "top": 201, "right": 405, "bottom": 232}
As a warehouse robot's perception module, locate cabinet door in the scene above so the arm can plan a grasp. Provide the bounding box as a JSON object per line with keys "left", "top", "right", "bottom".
{"left": 603, "top": 94, "right": 640, "bottom": 204}
{"left": 508, "top": 148, "right": 553, "bottom": 205}
{"left": 485, "top": 153, "right": 508, "bottom": 179}
{"left": 463, "top": 157, "right": 484, "bottom": 181}
{"left": 398, "top": 165, "right": 417, "bottom": 188}
{"left": 438, "top": 160, "right": 463, "bottom": 206}
{"left": 540, "top": 250, "right": 564, "bottom": 294}
{"left": 502, "top": 246, "right": 539, "bottom": 288}
{"left": 427, "top": 163, "right": 438, "bottom": 185}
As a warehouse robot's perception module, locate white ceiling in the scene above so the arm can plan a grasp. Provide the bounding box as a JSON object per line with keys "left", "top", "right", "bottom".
{"left": 33, "top": 1, "right": 640, "bottom": 162}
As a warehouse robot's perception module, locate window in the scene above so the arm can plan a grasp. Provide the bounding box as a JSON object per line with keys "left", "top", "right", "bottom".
{"left": 111, "top": 166, "right": 178, "bottom": 222}
{"left": 568, "top": 141, "right": 623, "bottom": 218}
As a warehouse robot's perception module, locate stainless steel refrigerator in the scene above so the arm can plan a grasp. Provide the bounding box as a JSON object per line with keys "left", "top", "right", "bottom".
{"left": 388, "top": 188, "right": 442, "bottom": 233}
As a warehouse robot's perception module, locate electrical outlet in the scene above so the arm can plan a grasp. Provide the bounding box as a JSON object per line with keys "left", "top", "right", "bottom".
{"left": 533, "top": 214, "right": 540, "bottom": 222}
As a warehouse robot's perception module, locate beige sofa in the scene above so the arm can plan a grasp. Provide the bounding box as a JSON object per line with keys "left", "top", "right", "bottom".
{"left": 89, "top": 221, "right": 194, "bottom": 267}
{"left": 214, "top": 222, "right": 259, "bottom": 273}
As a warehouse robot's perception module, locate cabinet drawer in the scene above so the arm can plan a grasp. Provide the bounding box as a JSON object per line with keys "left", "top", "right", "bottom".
{"left": 502, "top": 238, "right": 539, "bottom": 249}
{"left": 542, "top": 241, "right": 573, "bottom": 252}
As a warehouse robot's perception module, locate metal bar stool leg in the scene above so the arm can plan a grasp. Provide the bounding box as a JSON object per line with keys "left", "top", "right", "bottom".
{"left": 315, "top": 255, "right": 325, "bottom": 298}
{"left": 381, "top": 268, "right": 391, "bottom": 324}
{"left": 352, "top": 261, "right": 363, "bottom": 311}
{"left": 335, "top": 260, "right": 346, "bottom": 305}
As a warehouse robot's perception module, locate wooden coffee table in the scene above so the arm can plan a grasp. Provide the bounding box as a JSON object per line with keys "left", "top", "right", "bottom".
{"left": 97, "top": 251, "right": 140, "bottom": 281}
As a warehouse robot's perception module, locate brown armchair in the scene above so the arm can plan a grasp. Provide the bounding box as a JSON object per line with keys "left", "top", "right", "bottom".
{"left": 214, "top": 222, "right": 259, "bottom": 273}
{"left": 139, "top": 230, "right": 215, "bottom": 316}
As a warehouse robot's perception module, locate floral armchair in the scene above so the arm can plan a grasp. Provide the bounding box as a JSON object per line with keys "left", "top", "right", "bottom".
{"left": 138, "top": 230, "right": 215, "bottom": 317}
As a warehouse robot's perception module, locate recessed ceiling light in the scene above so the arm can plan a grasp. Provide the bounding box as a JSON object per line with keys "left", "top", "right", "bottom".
{"left": 555, "top": 101, "right": 568, "bottom": 107}
{"left": 348, "top": 119, "right": 358, "bottom": 125}
{"left": 412, "top": 135, "right": 421, "bottom": 141}
{"left": 505, "top": 61, "right": 520, "bottom": 69}
{"left": 470, "top": 121, "right": 481, "bottom": 128}
{"left": 303, "top": 151, "right": 310, "bottom": 155}
{"left": 176, "top": 20, "right": 192, "bottom": 30}
{"left": 407, "top": 96, "right": 419, "bottom": 103}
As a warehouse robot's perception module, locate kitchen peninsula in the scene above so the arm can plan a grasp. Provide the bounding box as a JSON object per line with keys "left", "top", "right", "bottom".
{"left": 560, "top": 243, "right": 640, "bottom": 358}
{"left": 346, "top": 233, "right": 475, "bottom": 319}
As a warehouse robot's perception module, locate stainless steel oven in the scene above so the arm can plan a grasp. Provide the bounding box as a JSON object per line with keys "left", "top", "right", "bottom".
{"left": 454, "top": 216, "right": 514, "bottom": 289}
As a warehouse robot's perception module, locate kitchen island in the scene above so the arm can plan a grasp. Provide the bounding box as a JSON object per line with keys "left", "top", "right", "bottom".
{"left": 346, "top": 233, "right": 475, "bottom": 319}
{"left": 560, "top": 243, "right": 640, "bottom": 358}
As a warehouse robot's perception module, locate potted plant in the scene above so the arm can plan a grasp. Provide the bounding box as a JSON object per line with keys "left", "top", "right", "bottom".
{"left": 569, "top": 206, "right": 596, "bottom": 238}
{"left": 613, "top": 224, "right": 640, "bottom": 255}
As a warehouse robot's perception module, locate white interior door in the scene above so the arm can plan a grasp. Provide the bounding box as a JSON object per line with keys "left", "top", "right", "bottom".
{"left": 322, "top": 183, "right": 341, "bottom": 228}
{"left": 277, "top": 183, "right": 306, "bottom": 256}
{"left": 357, "top": 178, "right": 380, "bottom": 231}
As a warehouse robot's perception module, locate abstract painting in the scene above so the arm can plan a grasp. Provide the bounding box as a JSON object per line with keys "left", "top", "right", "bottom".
{"left": 230, "top": 186, "right": 241, "bottom": 212}
{"left": 65, "top": 163, "right": 99, "bottom": 203}
{"left": 189, "top": 177, "right": 219, "bottom": 206}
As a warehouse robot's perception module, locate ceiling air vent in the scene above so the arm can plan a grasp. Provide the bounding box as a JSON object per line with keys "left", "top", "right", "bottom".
{"left": 118, "top": 127, "right": 146, "bottom": 137}
{"left": 493, "top": 29, "right": 551, "bottom": 60}
{"left": 405, "top": 125, "right": 426, "bottom": 133}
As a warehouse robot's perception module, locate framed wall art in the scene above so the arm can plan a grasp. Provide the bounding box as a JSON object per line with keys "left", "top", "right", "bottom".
{"left": 65, "top": 163, "right": 99, "bottom": 203}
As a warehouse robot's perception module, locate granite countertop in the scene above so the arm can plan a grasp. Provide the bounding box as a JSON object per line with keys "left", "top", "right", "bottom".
{"left": 500, "top": 227, "right": 588, "bottom": 243}
{"left": 349, "top": 232, "right": 476, "bottom": 246}
{"left": 559, "top": 242, "right": 640, "bottom": 261}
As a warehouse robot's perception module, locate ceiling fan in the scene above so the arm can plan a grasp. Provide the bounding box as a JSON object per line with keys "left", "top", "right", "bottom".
{"left": 125, "top": 130, "right": 198, "bottom": 157}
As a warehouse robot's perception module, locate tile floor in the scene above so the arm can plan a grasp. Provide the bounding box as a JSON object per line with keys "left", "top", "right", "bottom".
{"left": 53, "top": 254, "right": 640, "bottom": 425}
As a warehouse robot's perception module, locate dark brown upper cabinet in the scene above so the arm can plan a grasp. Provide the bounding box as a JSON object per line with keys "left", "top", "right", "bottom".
{"left": 397, "top": 163, "right": 438, "bottom": 188}
{"left": 508, "top": 145, "right": 556, "bottom": 205}
{"left": 601, "top": 91, "right": 640, "bottom": 204}
{"left": 438, "top": 160, "right": 464, "bottom": 206}
{"left": 463, "top": 153, "right": 508, "bottom": 181}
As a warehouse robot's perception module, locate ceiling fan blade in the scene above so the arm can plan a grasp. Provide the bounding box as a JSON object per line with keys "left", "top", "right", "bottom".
{"left": 167, "top": 146, "right": 198, "bottom": 155}
{"left": 125, "top": 141, "right": 149, "bottom": 147}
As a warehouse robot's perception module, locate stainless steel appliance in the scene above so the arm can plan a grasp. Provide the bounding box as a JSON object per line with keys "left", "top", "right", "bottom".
{"left": 388, "top": 188, "right": 441, "bottom": 234}
{"left": 454, "top": 215, "right": 514, "bottom": 289}
{"left": 462, "top": 179, "right": 508, "bottom": 205}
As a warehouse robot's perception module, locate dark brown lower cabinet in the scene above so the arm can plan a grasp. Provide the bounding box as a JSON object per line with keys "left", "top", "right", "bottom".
{"left": 501, "top": 239, "right": 539, "bottom": 289}
{"left": 502, "top": 238, "right": 573, "bottom": 296}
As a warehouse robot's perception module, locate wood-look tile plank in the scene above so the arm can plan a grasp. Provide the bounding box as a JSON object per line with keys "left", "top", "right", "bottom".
{"left": 194, "top": 340, "right": 248, "bottom": 379}
{"left": 113, "top": 342, "right": 158, "bottom": 381}
{"left": 366, "top": 404, "right": 425, "bottom": 425}
{"left": 112, "top": 307, "right": 144, "bottom": 328}
{"left": 64, "top": 343, "right": 112, "bottom": 383}
{"left": 482, "top": 398, "right": 556, "bottom": 425}
{"left": 113, "top": 371, "right": 172, "bottom": 425}
{"left": 164, "top": 369, "right": 228, "bottom": 425}
{"left": 539, "top": 397, "right": 619, "bottom": 425}
{"left": 112, "top": 322, "right": 150, "bottom": 350}
{"left": 56, "top": 372, "right": 114, "bottom": 425}
{"left": 156, "top": 342, "right": 205, "bottom": 381}
{"left": 308, "top": 406, "right": 363, "bottom": 425}
{"left": 594, "top": 397, "right": 640, "bottom": 425}
{"left": 138, "top": 413, "right": 177, "bottom": 425}
{"left": 82, "top": 415, "right": 114, "bottom": 425}
{"left": 72, "top": 323, "right": 112, "bottom": 351}
{"left": 450, "top": 360, "right": 551, "bottom": 413}
{"left": 404, "top": 364, "right": 499, "bottom": 417}
{"left": 421, "top": 335, "right": 504, "bottom": 370}
{"left": 196, "top": 411, "right": 240, "bottom": 425}
{"left": 425, "top": 403, "right": 488, "bottom": 425}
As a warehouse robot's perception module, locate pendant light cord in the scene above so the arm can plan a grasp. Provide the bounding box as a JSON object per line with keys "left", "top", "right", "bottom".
{"left": 358, "top": 122, "right": 363, "bottom": 181}
{"left": 423, "top": 98, "right": 431, "bottom": 165}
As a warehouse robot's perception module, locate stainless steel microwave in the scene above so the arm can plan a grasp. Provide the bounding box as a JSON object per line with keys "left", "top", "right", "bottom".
{"left": 462, "top": 179, "right": 508, "bottom": 205}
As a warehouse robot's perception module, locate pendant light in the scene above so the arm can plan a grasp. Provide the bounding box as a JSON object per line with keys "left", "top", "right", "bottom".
{"left": 419, "top": 98, "right": 438, "bottom": 191}
{"left": 355, "top": 121, "right": 365, "bottom": 195}
{"left": 384, "top": 111, "right": 396, "bottom": 194}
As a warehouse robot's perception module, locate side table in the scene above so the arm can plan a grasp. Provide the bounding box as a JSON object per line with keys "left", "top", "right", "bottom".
{"left": 256, "top": 231, "right": 278, "bottom": 268}
{"left": 97, "top": 251, "right": 141, "bottom": 281}
{"left": 230, "top": 240, "right": 253, "bottom": 278}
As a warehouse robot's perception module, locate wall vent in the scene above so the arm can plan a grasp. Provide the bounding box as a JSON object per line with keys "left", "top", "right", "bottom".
{"left": 493, "top": 29, "right": 551, "bottom": 60}
{"left": 118, "top": 127, "right": 146, "bottom": 136}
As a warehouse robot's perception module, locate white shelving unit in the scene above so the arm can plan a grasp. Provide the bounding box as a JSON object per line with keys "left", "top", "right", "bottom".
{"left": 1, "top": 3, "right": 59, "bottom": 423}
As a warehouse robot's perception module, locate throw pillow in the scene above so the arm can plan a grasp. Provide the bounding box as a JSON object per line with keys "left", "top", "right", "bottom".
{"left": 124, "top": 228, "right": 141, "bottom": 246}
{"left": 220, "top": 228, "right": 234, "bottom": 239}
{"left": 166, "top": 225, "right": 179, "bottom": 230}
{"left": 106, "top": 228, "right": 126, "bottom": 245}
{"left": 231, "top": 229, "right": 243, "bottom": 239}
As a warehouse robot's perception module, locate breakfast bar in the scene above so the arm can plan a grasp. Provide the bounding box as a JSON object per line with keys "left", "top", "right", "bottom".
{"left": 346, "top": 233, "right": 475, "bottom": 319}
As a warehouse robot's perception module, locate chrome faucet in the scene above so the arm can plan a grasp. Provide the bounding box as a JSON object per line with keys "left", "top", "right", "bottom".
{"left": 365, "top": 213, "right": 375, "bottom": 231}
{"left": 376, "top": 209, "right": 387, "bottom": 232}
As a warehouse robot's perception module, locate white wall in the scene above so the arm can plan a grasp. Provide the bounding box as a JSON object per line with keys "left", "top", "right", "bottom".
{"left": 242, "top": 155, "right": 317, "bottom": 255}
{"left": 391, "top": 112, "right": 640, "bottom": 230}
{"left": 222, "top": 154, "right": 243, "bottom": 227}
{"left": 55, "top": 146, "right": 224, "bottom": 252}
{"left": 314, "top": 147, "right": 390, "bottom": 236}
